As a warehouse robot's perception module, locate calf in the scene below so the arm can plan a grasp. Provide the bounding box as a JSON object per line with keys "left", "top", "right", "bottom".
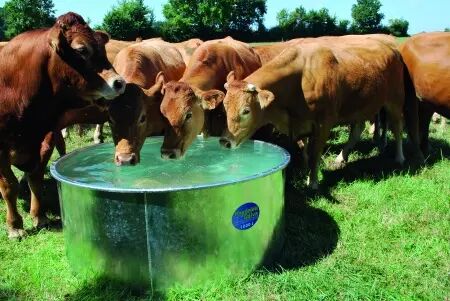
{"left": 216, "top": 35, "right": 422, "bottom": 189}
{"left": 0, "top": 12, "right": 125, "bottom": 238}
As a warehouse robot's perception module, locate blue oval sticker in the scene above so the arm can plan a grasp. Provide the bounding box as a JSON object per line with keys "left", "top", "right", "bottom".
{"left": 232, "top": 202, "right": 260, "bottom": 230}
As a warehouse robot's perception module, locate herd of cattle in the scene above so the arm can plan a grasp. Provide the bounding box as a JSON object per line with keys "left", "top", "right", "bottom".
{"left": 0, "top": 12, "right": 448, "bottom": 239}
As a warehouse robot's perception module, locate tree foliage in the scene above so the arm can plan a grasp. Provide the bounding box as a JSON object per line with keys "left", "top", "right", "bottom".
{"left": 162, "top": 0, "right": 266, "bottom": 41}
{"left": 387, "top": 18, "right": 409, "bottom": 36}
{"left": 351, "top": 0, "right": 384, "bottom": 34}
{"left": 101, "top": 0, "right": 154, "bottom": 41}
{"left": 275, "top": 6, "right": 348, "bottom": 39}
{"left": 0, "top": 8, "right": 5, "bottom": 40}
{"left": 2, "top": 0, "right": 55, "bottom": 40}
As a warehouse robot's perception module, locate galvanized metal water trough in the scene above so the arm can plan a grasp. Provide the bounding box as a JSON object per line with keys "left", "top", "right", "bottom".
{"left": 50, "top": 137, "right": 290, "bottom": 292}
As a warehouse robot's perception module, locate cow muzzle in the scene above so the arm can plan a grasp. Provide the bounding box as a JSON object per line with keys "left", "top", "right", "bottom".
{"left": 219, "top": 137, "right": 238, "bottom": 149}
{"left": 115, "top": 152, "right": 138, "bottom": 166}
{"left": 161, "top": 148, "right": 182, "bottom": 160}
{"left": 104, "top": 75, "right": 126, "bottom": 99}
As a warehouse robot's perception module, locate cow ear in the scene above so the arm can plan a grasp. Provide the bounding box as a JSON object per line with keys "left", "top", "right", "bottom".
{"left": 143, "top": 71, "right": 166, "bottom": 99}
{"left": 95, "top": 30, "right": 110, "bottom": 45}
{"left": 48, "top": 27, "right": 68, "bottom": 55}
{"left": 226, "top": 71, "right": 236, "bottom": 84}
{"left": 155, "top": 71, "right": 166, "bottom": 95}
{"left": 257, "top": 90, "right": 275, "bottom": 109}
{"left": 199, "top": 90, "right": 225, "bottom": 110}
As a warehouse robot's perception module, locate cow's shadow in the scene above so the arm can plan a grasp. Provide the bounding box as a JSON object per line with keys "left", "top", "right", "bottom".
{"left": 262, "top": 184, "right": 340, "bottom": 271}
{"left": 321, "top": 137, "right": 450, "bottom": 191}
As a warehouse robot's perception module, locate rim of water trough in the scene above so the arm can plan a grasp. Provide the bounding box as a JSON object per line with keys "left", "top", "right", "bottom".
{"left": 50, "top": 136, "right": 291, "bottom": 193}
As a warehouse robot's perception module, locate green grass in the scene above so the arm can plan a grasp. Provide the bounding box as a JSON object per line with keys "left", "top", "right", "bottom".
{"left": 1, "top": 119, "right": 449, "bottom": 301}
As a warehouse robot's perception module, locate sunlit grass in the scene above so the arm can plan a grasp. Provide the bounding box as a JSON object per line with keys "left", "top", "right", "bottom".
{"left": 1, "top": 118, "right": 448, "bottom": 300}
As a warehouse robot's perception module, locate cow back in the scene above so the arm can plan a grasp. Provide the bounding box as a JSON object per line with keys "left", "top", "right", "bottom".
{"left": 400, "top": 32, "right": 450, "bottom": 109}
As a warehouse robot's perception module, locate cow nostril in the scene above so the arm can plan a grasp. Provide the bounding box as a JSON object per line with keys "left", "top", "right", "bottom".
{"left": 113, "top": 79, "right": 124, "bottom": 91}
{"left": 168, "top": 152, "right": 176, "bottom": 159}
{"left": 129, "top": 154, "right": 137, "bottom": 165}
{"left": 220, "top": 138, "right": 232, "bottom": 149}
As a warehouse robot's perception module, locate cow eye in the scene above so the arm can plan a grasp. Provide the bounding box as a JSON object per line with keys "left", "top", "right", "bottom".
{"left": 75, "top": 46, "right": 89, "bottom": 56}
{"left": 185, "top": 111, "right": 193, "bottom": 121}
{"left": 140, "top": 115, "right": 146, "bottom": 124}
{"left": 242, "top": 108, "right": 251, "bottom": 115}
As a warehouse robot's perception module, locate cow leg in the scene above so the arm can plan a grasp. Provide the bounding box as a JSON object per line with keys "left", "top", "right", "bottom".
{"left": 28, "top": 132, "right": 56, "bottom": 228}
{"left": 61, "top": 128, "right": 68, "bottom": 139}
{"left": 94, "top": 124, "right": 104, "bottom": 144}
{"left": 385, "top": 109, "right": 405, "bottom": 165}
{"left": 306, "top": 123, "right": 332, "bottom": 190}
{"left": 54, "top": 130, "right": 66, "bottom": 157}
{"left": 334, "top": 121, "right": 364, "bottom": 167}
{"left": 0, "top": 157, "right": 24, "bottom": 239}
{"left": 297, "top": 139, "right": 309, "bottom": 168}
{"left": 418, "top": 102, "right": 434, "bottom": 155}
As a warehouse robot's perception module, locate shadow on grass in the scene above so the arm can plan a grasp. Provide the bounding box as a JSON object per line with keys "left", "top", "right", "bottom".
{"left": 321, "top": 137, "right": 450, "bottom": 192}
{"left": 64, "top": 277, "right": 157, "bottom": 301}
{"left": 18, "top": 176, "right": 61, "bottom": 217}
{"left": 264, "top": 184, "right": 340, "bottom": 271}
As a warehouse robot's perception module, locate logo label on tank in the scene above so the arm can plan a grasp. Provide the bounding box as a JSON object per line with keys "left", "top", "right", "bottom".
{"left": 232, "top": 202, "right": 260, "bottom": 230}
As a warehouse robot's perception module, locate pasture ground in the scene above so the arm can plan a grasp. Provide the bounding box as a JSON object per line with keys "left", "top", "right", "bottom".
{"left": 0, "top": 119, "right": 449, "bottom": 301}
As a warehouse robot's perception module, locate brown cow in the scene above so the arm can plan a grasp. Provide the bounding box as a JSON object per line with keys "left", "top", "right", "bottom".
{"left": 55, "top": 38, "right": 201, "bottom": 166}
{"left": 108, "top": 39, "right": 188, "bottom": 165}
{"left": 0, "top": 12, "right": 125, "bottom": 238}
{"left": 217, "top": 35, "right": 418, "bottom": 190}
{"left": 91, "top": 38, "right": 204, "bottom": 144}
{"left": 159, "top": 37, "right": 262, "bottom": 159}
{"left": 400, "top": 32, "right": 450, "bottom": 153}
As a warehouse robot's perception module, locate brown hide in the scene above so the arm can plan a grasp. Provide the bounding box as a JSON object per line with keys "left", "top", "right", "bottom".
{"left": 222, "top": 35, "right": 410, "bottom": 189}
{"left": 400, "top": 32, "right": 450, "bottom": 152}
{"left": 105, "top": 39, "right": 136, "bottom": 63}
{"left": 159, "top": 37, "right": 262, "bottom": 158}
{"left": 0, "top": 12, "right": 125, "bottom": 238}
{"left": 0, "top": 41, "right": 7, "bottom": 52}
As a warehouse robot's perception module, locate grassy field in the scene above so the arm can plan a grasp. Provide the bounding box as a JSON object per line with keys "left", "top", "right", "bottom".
{"left": 0, "top": 118, "right": 449, "bottom": 301}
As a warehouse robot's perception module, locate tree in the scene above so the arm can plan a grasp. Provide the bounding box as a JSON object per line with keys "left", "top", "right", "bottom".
{"left": 276, "top": 6, "right": 307, "bottom": 39}
{"left": 351, "top": 0, "right": 384, "bottom": 34}
{"left": 101, "top": 0, "right": 154, "bottom": 41}
{"left": 276, "top": 6, "right": 346, "bottom": 39}
{"left": 162, "top": 0, "right": 267, "bottom": 41}
{"left": 2, "top": 0, "right": 55, "bottom": 40}
{"left": 387, "top": 18, "right": 409, "bottom": 37}
{"left": 0, "top": 8, "right": 5, "bottom": 40}
{"left": 337, "top": 19, "right": 350, "bottom": 35}
{"left": 304, "top": 8, "right": 337, "bottom": 37}
{"left": 445, "top": 28, "right": 450, "bottom": 32}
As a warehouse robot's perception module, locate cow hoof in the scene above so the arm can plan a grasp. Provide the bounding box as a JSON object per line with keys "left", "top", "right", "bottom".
{"left": 8, "top": 228, "right": 26, "bottom": 239}
{"left": 32, "top": 215, "right": 51, "bottom": 229}
{"left": 330, "top": 160, "right": 346, "bottom": 170}
{"left": 306, "top": 177, "right": 319, "bottom": 190}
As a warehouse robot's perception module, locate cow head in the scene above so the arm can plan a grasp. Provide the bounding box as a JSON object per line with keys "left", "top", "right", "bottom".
{"left": 159, "top": 77, "right": 224, "bottom": 159}
{"left": 108, "top": 75, "right": 166, "bottom": 166}
{"left": 48, "top": 12, "right": 125, "bottom": 103}
{"left": 220, "top": 71, "right": 274, "bottom": 148}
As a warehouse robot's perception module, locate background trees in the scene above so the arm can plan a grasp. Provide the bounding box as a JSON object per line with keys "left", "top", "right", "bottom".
{"left": 0, "top": 0, "right": 419, "bottom": 42}
{"left": 275, "top": 6, "right": 350, "bottom": 40}
{"left": 2, "top": 0, "right": 55, "bottom": 40}
{"left": 351, "top": 0, "right": 384, "bottom": 34}
{"left": 162, "top": 0, "right": 266, "bottom": 41}
{"left": 99, "top": 0, "right": 154, "bottom": 41}
{"left": 388, "top": 18, "right": 409, "bottom": 37}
